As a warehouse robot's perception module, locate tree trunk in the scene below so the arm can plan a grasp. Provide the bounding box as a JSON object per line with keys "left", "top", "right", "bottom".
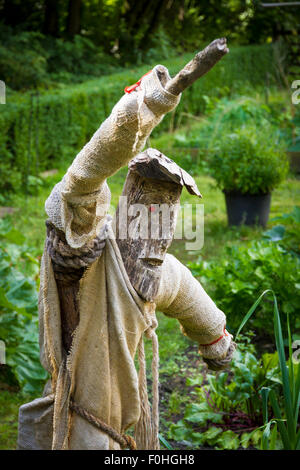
{"left": 66, "top": 0, "right": 82, "bottom": 38}
{"left": 43, "top": 0, "right": 59, "bottom": 37}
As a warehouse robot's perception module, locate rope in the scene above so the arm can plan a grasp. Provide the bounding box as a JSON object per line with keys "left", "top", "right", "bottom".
{"left": 69, "top": 401, "right": 137, "bottom": 450}
{"left": 202, "top": 341, "right": 236, "bottom": 371}
{"left": 135, "top": 337, "right": 152, "bottom": 449}
{"left": 45, "top": 219, "right": 109, "bottom": 283}
{"left": 144, "top": 317, "right": 160, "bottom": 449}
{"left": 135, "top": 302, "right": 160, "bottom": 450}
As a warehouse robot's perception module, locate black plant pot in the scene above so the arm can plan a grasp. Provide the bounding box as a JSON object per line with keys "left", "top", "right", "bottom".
{"left": 224, "top": 191, "right": 271, "bottom": 227}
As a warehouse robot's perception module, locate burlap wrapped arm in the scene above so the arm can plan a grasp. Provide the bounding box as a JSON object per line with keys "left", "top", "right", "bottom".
{"left": 155, "top": 254, "right": 233, "bottom": 361}
{"left": 45, "top": 66, "right": 180, "bottom": 249}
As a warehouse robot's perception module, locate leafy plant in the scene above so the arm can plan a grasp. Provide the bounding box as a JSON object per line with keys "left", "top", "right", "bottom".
{"left": 263, "top": 206, "right": 300, "bottom": 257}
{"left": 236, "top": 290, "right": 300, "bottom": 450}
{"left": 168, "top": 335, "right": 281, "bottom": 450}
{"left": 207, "top": 126, "right": 289, "bottom": 195}
{"left": 190, "top": 240, "right": 300, "bottom": 336}
{"left": 0, "top": 219, "right": 48, "bottom": 394}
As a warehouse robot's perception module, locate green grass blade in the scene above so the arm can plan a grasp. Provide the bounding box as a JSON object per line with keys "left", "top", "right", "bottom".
{"left": 287, "top": 314, "right": 295, "bottom": 408}
{"left": 269, "top": 386, "right": 290, "bottom": 449}
{"left": 159, "top": 433, "right": 173, "bottom": 450}
{"left": 294, "top": 362, "right": 300, "bottom": 423}
{"left": 235, "top": 289, "right": 272, "bottom": 339}
{"left": 261, "top": 387, "right": 270, "bottom": 424}
{"left": 270, "top": 422, "right": 278, "bottom": 450}
{"left": 272, "top": 293, "right": 295, "bottom": 446}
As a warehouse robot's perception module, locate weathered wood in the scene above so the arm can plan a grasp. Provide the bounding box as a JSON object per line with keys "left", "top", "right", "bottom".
{"left": 114, "top": 150, "right": 201, "bottom": 301}
{"left": 165, "top": 38, "right": 229, "bottom": 96}
{"left": 56, "top": 279, "right": 80, "bottom": 353}
{"left": 128, "top": 148, "right": 202, "bottom": 197}
{"left": 115, "top": 171, "right": 182, "bottom": 301}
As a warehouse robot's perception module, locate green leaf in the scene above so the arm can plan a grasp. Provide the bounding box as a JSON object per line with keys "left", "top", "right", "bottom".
{"left": 215, "top": 430, "right": 240, "bottom": 450}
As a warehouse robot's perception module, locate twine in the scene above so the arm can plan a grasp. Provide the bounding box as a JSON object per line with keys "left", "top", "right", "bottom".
{"left": 202, "top": 341, "right": 236, "bottom": 371}
{"left": 70, "top": 401, "right": 137, "bottom": 450}
{"left": 45, "top": 219, "right": 109, "bottom": 283}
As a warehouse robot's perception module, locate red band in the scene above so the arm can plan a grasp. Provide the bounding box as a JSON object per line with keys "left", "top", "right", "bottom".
{"left": 124, "top": 70, "right": 152, "bottom": 94}
{"left": 200, "top": 327, "right": 228, "bottom": 347}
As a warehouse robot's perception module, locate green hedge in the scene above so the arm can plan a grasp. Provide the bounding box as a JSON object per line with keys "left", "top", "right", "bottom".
{"left": 0, "top": 44, "right": 278, "bottom": 196}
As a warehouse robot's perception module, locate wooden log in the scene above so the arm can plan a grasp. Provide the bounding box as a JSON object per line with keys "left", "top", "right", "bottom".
{"left": 115, "top": 149, "right": 201, "bottom": 301}
{"left": 165, "top": 38, "right": 229, "bottom": 96}
{"left": 115, "top": 168, "right": 182, "bottom": 302}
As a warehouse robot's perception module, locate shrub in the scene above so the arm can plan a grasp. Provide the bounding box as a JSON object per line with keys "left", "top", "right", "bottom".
{"left": 189, "top": 240, "right": 300, "bottom": 336}
{"left": 169, "top": 336, "right": 281, "bottom": 450}
{"left": 0, "top": 219, "right": 48, "bottom": 394}
{"left": 207, "top": 126, "right": 289, "bottom": 195}
{"left": 263, "top": 206, "right": 300, "bottom": 257}
{"left": 237, "top": 290, "right": 300, "bottom": 450}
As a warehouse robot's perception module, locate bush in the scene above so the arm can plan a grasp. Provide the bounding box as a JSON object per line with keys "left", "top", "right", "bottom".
{"left": 0, "top": 27, "right": 118, "bottom": 91}
{"left": 263, "top": 206, "right": 300, "bottom": 257}
{"left": 207, "top": 126, "right": 289, "bottom": 195}
{"left": 0, "top": 218, "right": 48, "bottom": 394}
{"left": 169, "top": 337, "right": 281, "bottom": 449}
{"left": 156, "top": 96, "right": 287, "bottom": 177}
{"left": 189, "top": 240, "right": 300, "bottom": 336}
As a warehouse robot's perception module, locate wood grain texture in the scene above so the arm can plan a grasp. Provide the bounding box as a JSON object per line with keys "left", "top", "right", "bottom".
{"left": 165, "top": 38, "right": 229, "bottom": 96}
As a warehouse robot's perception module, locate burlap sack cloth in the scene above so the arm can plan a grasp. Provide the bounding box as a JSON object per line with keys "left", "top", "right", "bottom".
{"left": 18, "top": 66, "right": 232, "bottom": 450}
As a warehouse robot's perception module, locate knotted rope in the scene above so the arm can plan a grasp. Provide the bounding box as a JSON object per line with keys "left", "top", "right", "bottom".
{"left": 69, "top": 401, "right": 137, "bottom": 450}
{"left": 45, "top": 218, "right": 110, "bottom": 283}
{"left": 202, "top": 341, "right": 236, "bottom": 371}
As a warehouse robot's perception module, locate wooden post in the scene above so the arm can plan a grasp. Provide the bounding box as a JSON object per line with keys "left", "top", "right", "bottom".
{"left": 114, "top": 149, "right": 201, "bottom": 301}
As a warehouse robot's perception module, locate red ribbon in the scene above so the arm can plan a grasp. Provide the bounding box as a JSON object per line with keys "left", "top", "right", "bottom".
{"left": 200, "top": 327, "right": 229, "bottom": 347}
{"left": 124, "top": 70, "right": 152, "bottom": 94}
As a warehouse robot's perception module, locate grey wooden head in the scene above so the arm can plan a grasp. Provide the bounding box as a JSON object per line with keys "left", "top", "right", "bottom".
{"left": 115, "top": 148, "right": 201, "bottom": 301}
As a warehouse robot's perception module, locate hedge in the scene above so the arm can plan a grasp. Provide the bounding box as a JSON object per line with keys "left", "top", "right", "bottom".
{"left": 0, "top": 44, "right": 278, "bottom": 196}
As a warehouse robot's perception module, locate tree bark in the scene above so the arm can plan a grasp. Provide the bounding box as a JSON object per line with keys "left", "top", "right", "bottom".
{"left": 165, "top": 38, "right": 229, "bottom": 96}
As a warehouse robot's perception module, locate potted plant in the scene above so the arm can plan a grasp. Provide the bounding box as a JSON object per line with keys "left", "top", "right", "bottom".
{"left": 208, "top": 126, "right": 289, "bottom": 227}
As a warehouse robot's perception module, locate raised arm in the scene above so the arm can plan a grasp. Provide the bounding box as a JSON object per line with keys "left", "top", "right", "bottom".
{"left": 45, "top": 39, "right": 229, "bottom": 249}
{"left": 45, "top": 66, "right": 180, "bottom": 248}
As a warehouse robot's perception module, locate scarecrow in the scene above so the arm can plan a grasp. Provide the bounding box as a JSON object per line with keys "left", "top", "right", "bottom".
{"left": 18, "top": 39, "right": 236, "bottom": 450}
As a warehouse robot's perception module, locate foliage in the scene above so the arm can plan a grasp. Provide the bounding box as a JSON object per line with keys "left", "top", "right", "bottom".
{"left": 163, "top": 95, "right": 288, "bottom": 177}
{"left": 237, "top": 290, "right": 300, "bottom": 450}
{"left": 263, "top": 206, "right": 300, "bottom": 257}
{"left": 286, "top": 107, "right": 300, "bottom": 153}
{"left": 168, "top": 335, "right": 282, "bottom": 450}
{"left": 0, "top": 218, "right": 48, "bottom": 394}
{"left": 189, "top": 238, "right": 300, "bottom": 336}
{"left": 207, "top": 125, "right": 289, "bottom": 195}
{"left": 0, "top": 27, "right": 119, "bottom": 91}
{"left": 0, "top": 390, "right": 26, "bottom": 449}
{"left": 0, "top": 44, "right": 277, "bottom": 199}
{"left": 0, "top": 0, "right": 298, "bottom": 64}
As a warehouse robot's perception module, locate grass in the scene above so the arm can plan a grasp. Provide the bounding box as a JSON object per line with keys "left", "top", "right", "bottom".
{"left": 0, "top": 390, "right": 27, "bottom": 450}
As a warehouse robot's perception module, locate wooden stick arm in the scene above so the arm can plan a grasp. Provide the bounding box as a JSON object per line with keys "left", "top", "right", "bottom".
{"left": 165, "top": 38, "right": 229, "bottom": 96}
